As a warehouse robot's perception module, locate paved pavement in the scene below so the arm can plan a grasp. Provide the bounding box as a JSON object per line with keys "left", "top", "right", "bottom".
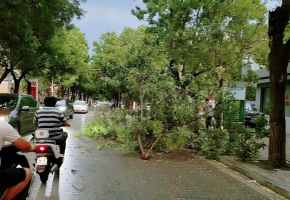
{"left": 25, "top": 105, "right": 285, "bottom": 200}
{"left": 217, "top": 134, "right": 290, "bottom": 199}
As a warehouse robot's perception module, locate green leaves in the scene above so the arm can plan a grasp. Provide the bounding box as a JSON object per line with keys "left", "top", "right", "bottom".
{"left": 133, "top": 0, "right": 268, "bottom": 95}
{"left": 0, "top": 0, "right": 87, "bottom": 92}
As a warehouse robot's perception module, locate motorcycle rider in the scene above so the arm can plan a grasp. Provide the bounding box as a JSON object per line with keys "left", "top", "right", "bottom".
{"left": 0, "top": 121, "right": 35, "bottom": 200}
{"left": 33, "top": 96, "right": 70, "bottom": 160}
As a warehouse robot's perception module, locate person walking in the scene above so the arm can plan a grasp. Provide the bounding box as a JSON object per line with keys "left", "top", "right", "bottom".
{"left": 205, "top": 99, "right": 214, "bottom": 129}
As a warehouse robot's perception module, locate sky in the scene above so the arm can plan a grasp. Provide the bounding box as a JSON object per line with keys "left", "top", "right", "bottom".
{"left": 72, "top": 0, "right": 146, "bottom": 57}
{"left": 72, "top": 0, "right": 281, "bottom": 58}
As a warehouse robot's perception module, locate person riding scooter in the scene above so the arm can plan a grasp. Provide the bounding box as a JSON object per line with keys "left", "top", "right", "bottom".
{"left": 33, "top": 97, "right": 70, "bottom": 165}
{"left": 0, "top": 121, "right": 35, "bottom": 200}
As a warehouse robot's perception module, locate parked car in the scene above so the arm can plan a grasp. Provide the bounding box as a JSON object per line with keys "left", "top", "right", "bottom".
{"left": 55, "top": 98, "right": 74, "bottom": 119}
{"left": 0, "top": 93, "right": 39, "bottom": 135}
{"left": 73, "top": 100, "right": 88, "bottom": 113}
{"left": 146, "top": 103, "right": 152, "bottom": 111}
{"left": 244, "top": 102, "right": 265, "bottom": 128}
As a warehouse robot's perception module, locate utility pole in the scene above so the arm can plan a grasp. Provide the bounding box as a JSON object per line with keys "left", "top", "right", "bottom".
{"left": 7, "top": 62, "right": 11, "bottom": 93}
{"left": 51, "top": 79, "right": 54, "bottom": 96}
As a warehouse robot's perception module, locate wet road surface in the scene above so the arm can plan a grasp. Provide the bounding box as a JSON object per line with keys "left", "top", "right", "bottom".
{"left": 26, "top": 105, "right": 283, "bottom": 200}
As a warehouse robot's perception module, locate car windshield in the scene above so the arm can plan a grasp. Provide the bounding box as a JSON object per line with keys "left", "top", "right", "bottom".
{"left": 245, "top": 102, "right": 254, "bottom": 112}
{"left": 56, "top": 100, "right": 66, "bottom": 106}
{"left": 74, "top": 101, "right": 85, "bottom": 105}
{"left": 0, "top": 95, "right": 17, "bottom": 108}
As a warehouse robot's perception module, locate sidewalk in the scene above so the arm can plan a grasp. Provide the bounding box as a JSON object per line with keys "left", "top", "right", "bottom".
{"left": 217, "top": 134, "right": 290, "bottom": 199}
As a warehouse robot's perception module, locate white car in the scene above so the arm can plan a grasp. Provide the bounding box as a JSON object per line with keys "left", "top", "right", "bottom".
{"left": 73, "top": 101, "right": 88, "bottom": 113}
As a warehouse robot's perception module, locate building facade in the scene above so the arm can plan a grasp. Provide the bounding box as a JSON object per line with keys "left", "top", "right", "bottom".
{"left": 254, "top": 67, "right": 290, "bottom": 133}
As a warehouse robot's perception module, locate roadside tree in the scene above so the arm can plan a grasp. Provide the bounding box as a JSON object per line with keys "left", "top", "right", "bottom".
{"left": 267, "top": 0, "right": 290, "bottom": 167}
{"left": 0, "top": 0, "right": 85, "bottom": 92}
{"left": 91, "top": 27, "right": 208, "bottom": 159}
{"left": 133, "top": 0, "right": 269, "bottom": 128}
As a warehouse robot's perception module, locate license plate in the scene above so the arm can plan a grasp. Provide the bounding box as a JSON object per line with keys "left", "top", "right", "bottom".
{"left": 37, "top": 157, "right": 47, "bottom": 165}
{"left": 250, "top": 119, "right": 254, "bottom": 123}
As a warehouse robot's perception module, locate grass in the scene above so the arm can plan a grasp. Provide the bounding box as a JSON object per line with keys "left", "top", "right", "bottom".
{"left": 248, "top": 160, "right": 290, "bottom": 171}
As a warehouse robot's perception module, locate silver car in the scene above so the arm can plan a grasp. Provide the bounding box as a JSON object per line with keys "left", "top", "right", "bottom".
{"left": 55, "top": 98, "right": 74, "bottom": 119}
{"left": 73, "top": 101, "right": 88, "bottom": 113}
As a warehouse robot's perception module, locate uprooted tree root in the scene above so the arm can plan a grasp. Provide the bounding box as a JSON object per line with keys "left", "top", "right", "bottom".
{"left": 141, "top": 152, "right": 150, "bottom": 160}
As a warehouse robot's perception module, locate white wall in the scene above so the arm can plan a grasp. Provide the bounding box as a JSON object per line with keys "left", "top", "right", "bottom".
{"left": 286, "top": 118, "right": 290, "bottom": 133}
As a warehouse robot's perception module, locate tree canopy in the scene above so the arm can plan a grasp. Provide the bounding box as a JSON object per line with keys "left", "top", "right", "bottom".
{"left": 0, "top": 0, "right": 86, "bottom": 92}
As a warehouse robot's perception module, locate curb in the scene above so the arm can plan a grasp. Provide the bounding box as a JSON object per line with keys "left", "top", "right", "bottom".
{"left": 216, "top": 156, "right": 290, "bottom": 199}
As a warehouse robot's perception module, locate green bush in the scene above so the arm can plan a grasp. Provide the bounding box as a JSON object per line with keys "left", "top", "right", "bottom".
{"left": 81, "top": 113, "right": 114, "bottom": 139}
{"left": 232, "top": 125, "right": 266, "bottom": 161}
{"left": 196, "top": 129, "right": 229, "bottom": 159}
{"left": 254, "top": 114, "right": 269, "bottom": 138}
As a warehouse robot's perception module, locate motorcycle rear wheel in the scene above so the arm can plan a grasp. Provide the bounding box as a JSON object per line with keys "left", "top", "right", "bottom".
{"left": 39, "top": 171, "right": 49, "bottom": 183}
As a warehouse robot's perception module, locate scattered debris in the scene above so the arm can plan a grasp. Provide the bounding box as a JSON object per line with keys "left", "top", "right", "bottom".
{"left": 71, "top": 169, "right": 78, "bottom": 175}
{"left": 247, "top": 180, "right": 258, "bottom": 184}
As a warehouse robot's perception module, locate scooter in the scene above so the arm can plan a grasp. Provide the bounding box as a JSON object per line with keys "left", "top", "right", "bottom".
{"left": 34, "top": 129, "right": 63, "bottom": 183}
{"left": 0, "top": 141, "right": 36, "bottom": 200}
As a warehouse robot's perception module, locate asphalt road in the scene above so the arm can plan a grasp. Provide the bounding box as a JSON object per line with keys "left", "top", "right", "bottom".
{"left": 24, "top": 105, "right": 283, "bottom": 200}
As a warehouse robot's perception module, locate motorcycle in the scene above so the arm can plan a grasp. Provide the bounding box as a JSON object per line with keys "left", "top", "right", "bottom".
{"left": 34, "top": 129, "right": 64, "bottom": 183}
{"left": 0, "top": 141, "right": 36, "bottom": 200}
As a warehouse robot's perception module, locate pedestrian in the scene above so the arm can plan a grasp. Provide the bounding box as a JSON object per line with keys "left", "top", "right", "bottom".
{"left": 205, "top": 99, "right": 214, "bottom": 129}
{"left": 0, "top": 121, "right": 35, "bottom": 200}
{"left": 111, "top": 103, "right": 116, "bottom": 110}
{"left": 9, "top": 87, "right": 14, "bottom": 94}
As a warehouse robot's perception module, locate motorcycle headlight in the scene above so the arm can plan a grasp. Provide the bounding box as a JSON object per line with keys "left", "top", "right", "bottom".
{"left": 0, "top": 116, "right": 9, "bottom": 122}
{"left": 58, "top": 107, "right": 66, "bottom": 111}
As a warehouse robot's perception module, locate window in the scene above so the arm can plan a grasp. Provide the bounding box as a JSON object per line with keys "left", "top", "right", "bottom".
{"left": 56, "top": 100, "right": 66, "bottom": 106}
{"left": 261, "top": 87, "right": 270, "bottom": 115}
{"left": 73, "top": 101, "right": 85, "bottom": 105}
{"left": 285, "top": 86, "right": 290, "bottom": 117}
{"left": 19, "top": 97, "right": 37, "bottom": 109}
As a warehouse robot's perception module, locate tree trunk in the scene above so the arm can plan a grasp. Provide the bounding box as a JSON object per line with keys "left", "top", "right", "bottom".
{"left": 46, "top": 88, "right": 50, "bottom": 97}
{"left": 137, "top": 130, "right": 149, "bottom": 160}
{"left": 128, "top": 94, "right": 133, "bottom": 110}
{"left": 71, "top": 87, "right": 75, "bottom": 102}
{"left": 67, "top": 88, "right": 70, "bottom": 100}
{"left": 57, "top": 86, "right": 61, "bottom": 97}
{"left": 78, "top": 91, "right": 81, "bottom": 100}
{"left": 0, "top": 66, "right": 10, "bottom": 84}
{"left": 137, "top": 81, "right": 148, "bottom": 159}
{"left": 13, "top": 79, "right": 20, "bottom": 93}
{"left": 11, "top": 71, "right": 26, "bottom": 94}
{"left": 27, "top": 82, "right": 31, "bottom": 95}
{"left": 268, "top": 3, "right": 290, "bottom": 167}
{"left": 215, "top": 78, "right": 224, "bottom": 129}
{"left": 61, "top": 86, "right": 66, "bottom": 97}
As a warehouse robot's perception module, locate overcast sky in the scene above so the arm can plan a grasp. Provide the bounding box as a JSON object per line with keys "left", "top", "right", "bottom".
{"left": 72, "top": 0, "right": 280, "bottom": 58}
{"left": 72, "top": 0, "right": 146, "bottom": 57}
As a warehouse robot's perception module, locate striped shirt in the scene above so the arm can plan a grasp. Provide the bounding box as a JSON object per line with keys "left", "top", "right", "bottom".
{"left": 34, "top": 107, "right": 67, "bottom": 136}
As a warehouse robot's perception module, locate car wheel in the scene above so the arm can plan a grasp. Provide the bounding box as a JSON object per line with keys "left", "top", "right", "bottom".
{"left": 13, "top": 124, "right": 20, "bottom": 134}
{"left": 70, "top": 114, "right": 73, "bottom": 119}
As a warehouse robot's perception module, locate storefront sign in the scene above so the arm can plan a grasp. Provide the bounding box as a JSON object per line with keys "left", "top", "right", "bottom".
{"left": 224, "top": 87, "right": 246, "bottom": 100}
{"left": 29, "top": 79, "right": 38, "bottom": 101}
